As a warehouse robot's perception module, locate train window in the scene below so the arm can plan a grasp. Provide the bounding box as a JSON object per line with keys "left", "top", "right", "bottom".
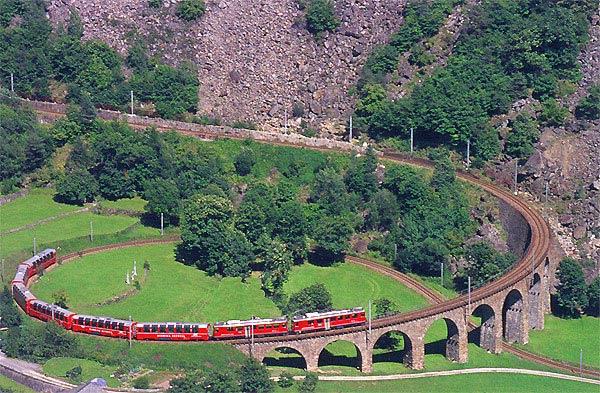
{"left": 176, "top": 325, "right": 182, "bottom": 333}
{"left": 168, "top": 325, "right": 174, "bottom": 333}
{"left": 151, "top": 325, "right": 157, "bottom": 332}
{"left": 192, "top": 326, "right": 198, "bottom": 333}
{"left": 160, "top": 325, "right": 166, "bottom": 333}
{"left": 144, "top": 325, "right": 150, "bottom": 333}
{"left": 118, "top": 323, "right": 124, "bottom": 330}
{"left": 184, "top": 325, "right": 190, "bottom": 333}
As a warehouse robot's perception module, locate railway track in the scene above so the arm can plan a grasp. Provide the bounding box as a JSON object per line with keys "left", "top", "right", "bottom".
{"left": 25, "top": 103, "right": 599, "bottom": 379}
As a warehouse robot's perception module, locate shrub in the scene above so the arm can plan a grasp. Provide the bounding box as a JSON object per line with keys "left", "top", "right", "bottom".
{"left": 298, "top": 373, "right": 318, "bottom": 393}
{"left": 176, "top": 0, "right": 206, "bottom": 21}
{"left": 575, "top": 84, "right": 600, "bottom": 120}
{"left": 538, "top": 98, "right": 569, "bottom": 126}
{"left": 234, "top": 148, "right": 256, "bottom": 176}
{"left": 66, "top": 365, "right": 82, "bottom": 382}
{"left": 505, "top": 113, "right": 539, "bottom": 159}
{"left": 554, "top": 258, "right": 588, "bottom": 318}
{"left": 55, "top": 169, "right": 98, "bottom": 205}
{"left": 278, "top": 372, "right": 294, "bottom": 388}
{"left": 231, "top": 120, "right": 258, "bottom": 130}
{"left": 148, "top": 0, "right": 162, "bottom": 8}
{"left": 305, "top": 0, "right": 340, "bottom": 35}
{"left": 133, "top": 376, "right": 150, "bottom": 389}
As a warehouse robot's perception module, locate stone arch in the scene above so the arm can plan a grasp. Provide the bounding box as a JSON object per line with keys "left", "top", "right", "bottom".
{"left": 371, "top": 328, "right": 414, "bottom": 369}
{"left": 262, "top": 346, "right": 307, "bottom": 370}
{"left": 503, "top": 288, "right": 527, "bottom": 343}
{"left": 424, "top": 316, "right": 467, "bottom": 363}
{"left": 469, "top": 304, "right": 499, "bottom": 353}
{"left": 317, "top": 339, "right": 366, "bottom": 372}
{"left": 528, "top": 273, "right": 543, "bottom": 329}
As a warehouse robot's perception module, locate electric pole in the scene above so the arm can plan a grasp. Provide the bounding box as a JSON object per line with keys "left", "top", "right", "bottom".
{"left": 468, "top": 276, "right": 471, "bottom": 315}
{"left": 130, "top": 91, "right": 134, "bottom": 115}
{"left": 368, "top": 300, "right": 372, "bottom": 336}
{"left": 160, "top": 213, "right": 164, "bottom": 236}
{"left": 284, "top": 108, "right": 288, "bottom": 133}
{"left": 466, "top": 139, "right": 471, "bottom": 168}
{"left": 349, "top": 116, "right": 353, "bottom": 141}
{"left": 410, "top": 127, "right": 414, "bottom": 153}
{"left": 10, "top": 73, "right": 14, "bottom": 92}
{"left": 513, "top": 160, "right": 518, "bottom": 195}
{"left": 440, "top": 262, "right": 444, "bottom": 286}
{"left": 33, "top": 237, "right": 37, "bottom": 255}
{"left": 90, "top": 221, "right": 93, "bottom": 242}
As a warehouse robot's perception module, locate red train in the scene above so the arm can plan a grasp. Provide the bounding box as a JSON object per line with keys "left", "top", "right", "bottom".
{"left": 11, "top": 249, "right": 369, "bottom": 342}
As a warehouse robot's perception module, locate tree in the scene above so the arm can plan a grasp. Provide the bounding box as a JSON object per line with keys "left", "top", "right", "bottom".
{"left": 234, "top": 148, "right": 256, "bottom": 176}
{"left": 176, "top": 0, "right": 206, "bottom": 21}
{"left": 505, "top": 113, "right": 540, "bottom": 159}
{"left": 273, "top": 200, "right": 308, "bottom": 263}
{"left": 311, "top": 167, "right": 354, "bottom": 215}
{"left": 364, "top": 189, "right": 398, "bottom": 231}
{"left": 52, "top": 290, "right": 69, "bottom": 309}
{"left": 575, "top": 84, "right": 600, "bottom": 120}
{"left": 344, "top": 147, "right": 378, "bottom": 201}
{"left": 305, "top": 0, "right": 340, "bottom": 35}
{"left": 373, "top": 297, "right": 399, "bottom": 318}
{"left": 395, "top": 238, "right": 449, "bottom": 276}
{"left": 460, "top": 242, "right": 516, "bottom": 289}
{"left": 286, "top": 283, "right": 333, "bottom": 315}
{"left": 261, "top": 240, "right": 293, "bottom": 295}
{"left": 178, "top": 195, "right": 252, "bottom": 278}
{"left": 298, "top": 373, "right": 318, "bottom": 393}
{"left": 55, "top": 169, "right": 98, "bottom": 205}
{"left": 202, "top": 370, "right": 240, "bottom": 393}
{"left": 133, "top": 376, "right": 150, "bottom": 389}
{"left": 429, "top": 149, "right": 455, "bottom": 190}
{"left": 585, "top": 277, "right": 599, "bottom": 317}
{"left": 278, "top": 372, "right": 294, "bottom": 388}
{"left": 555, "top": 258, "right": 588, "bottom": 318}
{"left": 168, "top": 375, "right": 201, "bottom": 393}
{"left": 240, "top": 358, "right": 274, "bottom": 393}
{"left": 0, "top": 287, "right": 21, "bottom": 328}
{"left": 313, "top": 214, "right": 354, "bottom": 262}
{"left": 538, "top": 98, "right": 569, "bottom": 126}
{"left": 144, "top": 178, "right": 181, "bottom": 226}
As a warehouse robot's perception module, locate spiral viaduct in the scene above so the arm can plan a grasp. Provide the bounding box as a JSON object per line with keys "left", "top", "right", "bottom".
{"left": 28, "top": 100, "right": 554, "bottom": 374}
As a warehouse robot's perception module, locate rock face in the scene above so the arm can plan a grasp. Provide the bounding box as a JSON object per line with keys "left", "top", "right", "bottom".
{"left": 46, "top": 0, "right": 407, "bottom": 134}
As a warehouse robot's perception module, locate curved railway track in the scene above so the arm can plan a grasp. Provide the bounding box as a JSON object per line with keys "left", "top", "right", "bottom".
{"left": 24, "top": 104, "right": 600, "bottom": 380}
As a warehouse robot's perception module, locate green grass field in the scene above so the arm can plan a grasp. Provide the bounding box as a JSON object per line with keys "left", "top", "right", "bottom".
{"left": 284, "top": 374, "right": 600, "bottom": 393}
{"left": 517, "top": 315, "right": 600, "bottom": 369}
{"left": 0, "top": 188, "right": 81, "bottom": 233}
{"left": 43, "top": 357, "right": 120, "bottom": 387}
{"left": 0, "top": 374, "right": 36, "bottom": 393}
{"left": 99, "top": 197, "right": 147, "bottom": 212}
{"left": 0, "top": 212, "right": 142, "bottom": 260}
{"left": 32, "top": 243, "right": 427, "bottom": 323}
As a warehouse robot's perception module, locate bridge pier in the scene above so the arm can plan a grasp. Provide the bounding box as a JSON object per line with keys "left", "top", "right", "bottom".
{"left": 407, "top": 336, "right": 424, "bottom": 370}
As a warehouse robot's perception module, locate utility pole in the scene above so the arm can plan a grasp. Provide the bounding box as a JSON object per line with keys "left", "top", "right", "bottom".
{"left": 89, "top": 221, "right": 93, "bottom": 242}
{"left": 33, "top": 237, "right": 37, "bottom": 255}
{"left": 349, "top": 116, "right": 353, "bottom": 141}
{"left": 468, "top": 276, "right": 471, "bottom": 315}
{"left": 284, "top": 108, "right": 288, "bottom": 133}
{"left": 513, "top": 160, "right": 518, "bottom": 195}
{"left": 394, "top": 244, "right": 398, "bottom": 262}
{"left": 410, "top": 127, "right": 414, "bottom": 153}
{"left": 1, "top": 259, "right": 4, "bottom": 283}
{"left": 545, "top": 181, "right": 549, "bottom": 203}
{"left": 10, "top": 73, "right": 14, "bottom": 92}
{"left": 130, "top": 90, "right": 134, "bottom": 115}
{"left": 440, "top": 262, "right": 444, "bottom": 286}
{"left": 160, "top": 213, "right": 164, "bottom": 236}
{"left": 368, "top": 300, "right": 372, "bottom": 336}
{"left": 466, "top": 139, "right": 471, "bottom": 168}
{"left": 580, "top": 349, "right": 583, "bottom": 376}
{"left": 250, "top": 318, "right": 255, "bottom": 356}
{"left": 129, "top": 315, "right": 132, "bottom": 349}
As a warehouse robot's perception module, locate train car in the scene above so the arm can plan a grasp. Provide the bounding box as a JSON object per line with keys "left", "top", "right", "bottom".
{"left": 135, "top": 322, "right": 210, "bottom": 341}
{"left": 292, "top": 308, "right": 366, "bottom": 334}
{"left": 12, "top": 283, "right": 35, "bottom": 313}
{"left": 34, "top": 249, "right": 57, "bottom": 271}
{"left": 28, "top": 300, "right": 75, "bottom": 329}
{"left": 213, "top": 317, "right": 288, "bottom": 339}
{"left": 11, "top": 264, "right": 30, "bottom": 286}
{"left": 71, "top": 315, "right": 134, "bottom": 339}
{"left": 20, "top": 257, "right": 37, "bottom": 281}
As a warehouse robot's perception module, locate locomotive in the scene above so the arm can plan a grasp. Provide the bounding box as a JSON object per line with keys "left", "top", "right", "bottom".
{"left": 11, "top": 249, "right": 367, "bottom": 341}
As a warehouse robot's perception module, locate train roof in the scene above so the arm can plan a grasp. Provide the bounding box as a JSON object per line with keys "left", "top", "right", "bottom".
{"left": 214, "top": 316, "right": 288, "bottom": 327}
{"left": 136, "top": 322, "right": 209, "bottom": 328}
{"left": 293, "top": 307, "right": 364, "bottom": 321}
{"left": 38, "top": 248, "right": 55, "bottom": 256}
{"left": 74, "top": 315, "right": 134, "bottom": 325}
{"left": 12, "top": 283, "right": 36, "bottom": 300}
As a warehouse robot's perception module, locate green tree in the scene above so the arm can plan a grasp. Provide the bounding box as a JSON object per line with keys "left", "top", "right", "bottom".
{"left": 202, "top": 370, "right": 240, "bottom": 393}
{"left": 144, "top": 178, "right": 181, "bottom": 226}
{"left": 313, "top": 214, "right": 354, "bottom": 262}
{"left": 344, "top": 146, "right": 378, "bottom": 201}
{"left": 240, "top": 358, "right": 274, "bottom": 393}
{"left": 460, "top": 242, "right": 516, "bottom": 289}
{"left": 234, "top": 148, "right": 256, "bottom": 176}
{"left": 148, "top": 0, "right": 162, "bottom": 8}
{"left": 278, "top": 372, "right": 294, "bottom": 388}
{"left": 261, "top": 240, "right": 293, "bottom": 295}
{"left": 538, "top": 98, "right": 569, "bottom": 126}
{"left": 429, "top": 149, "right": 456, "bottom": 190}
{"left": 364, "top": 189, "right": 398, "bottom": 231}
{"left": 298, "top": 373, "right": 318, "bottom": 393}
{"left": 586, "top": 277, "right": 600, "bottom": 317}
{"left": 0, "top": 287, "right": 21, "bottom": 328}
{"left": 305, "top": 0, "right": 340, "bottom": 36}
{"left": 555, "top": 258, "right": 588, "bottom": 318}
{"left": 506, "top": 113, "right": 540, "bottom": 159}
{"left": 55, "top": 169, "right": 98, "bottom": 205}
{"left": 133, "top": 376, "right": 150, "bottom": 389}
{"left": 575, "top": 84, "right": 600, "bottom": 120}
{"left": 178, "top": 195, "right": 252, "bottom": 278}
{"left": 373, "top": 297, "right": 399, "bottom": 317}
{"left": 286, "top": 283, "right": 333, "bottom": 315}
{"left": 66, "top": 365, "right": 82, "bottom": 382}
{"left": 311, "top": 167, "right": 354, "bottom": 215}
{"left": 168, "top": 375, "right": 201, "bottom": 393}
{"left": 273, "top": 199, "right": 308, "bottom": 263}
{"left": 52, "top": 290, "right": 69, "bottom": 309}
{"left": 176, "top": 0, "right": 206, "bottom": 21}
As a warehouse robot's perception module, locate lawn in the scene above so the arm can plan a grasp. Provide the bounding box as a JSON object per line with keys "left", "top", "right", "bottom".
{"left": 0, "top": 212, "right": 142, "bottom": 260}
{"left": 43, "top": 357, "right": 120, "bottom": 387}
{"left": 99, "top": 197, "right": 147, "bottom": 212}
{"left": 0, "top": 188, "right": 81, "bottom": 233}
{"left": 31, "top": 243, "right": 429, "bottom": 323}
{"left": 0, "top": 374, "right": 36, "bottom": 393}
{"left": 517, "top": 315, "right": 600, "bottom": 369}
{"left": 286, "top": 374, "right": 600, "bottom": 393}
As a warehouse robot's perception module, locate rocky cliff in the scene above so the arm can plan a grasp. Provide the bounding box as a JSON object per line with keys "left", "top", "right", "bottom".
{"left": 47, "top": 0, "right": 406, "bottom": 135}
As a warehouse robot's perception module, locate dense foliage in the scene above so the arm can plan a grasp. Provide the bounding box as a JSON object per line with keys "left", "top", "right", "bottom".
{"left": 2, "top": 322, "right": 79, "bottom": 362}
{"left": 0, "top": 1, "right": 198, "bottom": 119}
{"left": 356, "top": 0, "right": 595, "bottom": 162}
{"left": 456, "top": 242, "right": 516, "bottom": 290}
{"left": 554, "top": 258, "right": 589, "bottom": 318}
{"left": 304, "top": 0, "right": 340, "bottom": 36}
{"left": 575, "top": 84, "right": 600, "bottom": 120}
{"left": 176, "top": 0, "right": 206, "bottom": 21}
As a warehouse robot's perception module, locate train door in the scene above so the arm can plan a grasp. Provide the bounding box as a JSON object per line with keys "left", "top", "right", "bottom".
{"left": 325, "top": 318, "right": 331, "bottom": 330}
{"left": 244, "top": 326, "right": 250, "bottom": 338}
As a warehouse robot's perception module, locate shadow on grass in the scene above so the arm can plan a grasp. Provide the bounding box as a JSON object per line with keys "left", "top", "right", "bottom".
{"left": 318, "top": 348, "right": 360, "bottom": 369}
{"left": 263, "top": 348, "right": 306, "bottom": 370}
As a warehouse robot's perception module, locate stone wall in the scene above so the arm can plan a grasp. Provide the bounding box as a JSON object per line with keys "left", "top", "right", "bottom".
{"left": 0, "top": 362, "right": 66, "bottom": 393}
{"left": 0, "top": 189, "right": 27, "bottom": 207}
{"left": 46, "top": 0, "right": 407, "bottom": 135}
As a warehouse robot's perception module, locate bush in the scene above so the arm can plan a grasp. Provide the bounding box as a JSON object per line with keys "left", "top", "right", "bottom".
{"left": 538, "top": 98, "right": 569, "bottom": 126}
{"left": 176, "top": 0, "right": 206, "bottom": 21}
{"left": 505, "top": 113, "right": 540, "bottom": 159}
{"left": 298, "top": 373, "right": 318, "bottom": 393}
{"left": 55, "top": 169, "right": 98, "bottom": 205}
{"left": 66, "top": 365, "right": 82, "bottom": 382}
{"left": 305, "top": 0, "right": 340, "bottom": 35}
{"left": 586, "top": 277, "right": 599, "bottom": 317}
{"left": 575, "top": 84, "right": 600, "bottom": 120}
{"left": 234, "top": 148, "right": 256, "bottom": 176}
{"left": 278, "top": 372, "right": 294, "bottom": 388}
{"left": 133, "top": 375, "right": 150, "bottom": 389}
{"left": 554, "top": 258, "right": 588, "bottom": 318}
{"left": 148, "top": 0, "right": 162, "bottom": 8}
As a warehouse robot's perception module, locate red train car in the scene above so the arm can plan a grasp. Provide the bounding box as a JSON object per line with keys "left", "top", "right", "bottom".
{"left": 71, "top": 315, "right": 134, "bottom": 339}
{"left": 28, "top": 300, "right": 75, "bottom": 329}
{"left": 34, "top": 249, "right": 57, "bottom": 271}
{"left": 135, "top": 322, "right": 210, "bottom": 341}
{"left": 12, "top": 283, "right": 36, "bottom": 313}
{"left": 11, "top": 264, "right": 30, "bottom": 286}
{"left": 292, "top": 308, "right": 366, "bottom": 334}
{"left": 213, "top": 317, "right": 288, "bottom": 339}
